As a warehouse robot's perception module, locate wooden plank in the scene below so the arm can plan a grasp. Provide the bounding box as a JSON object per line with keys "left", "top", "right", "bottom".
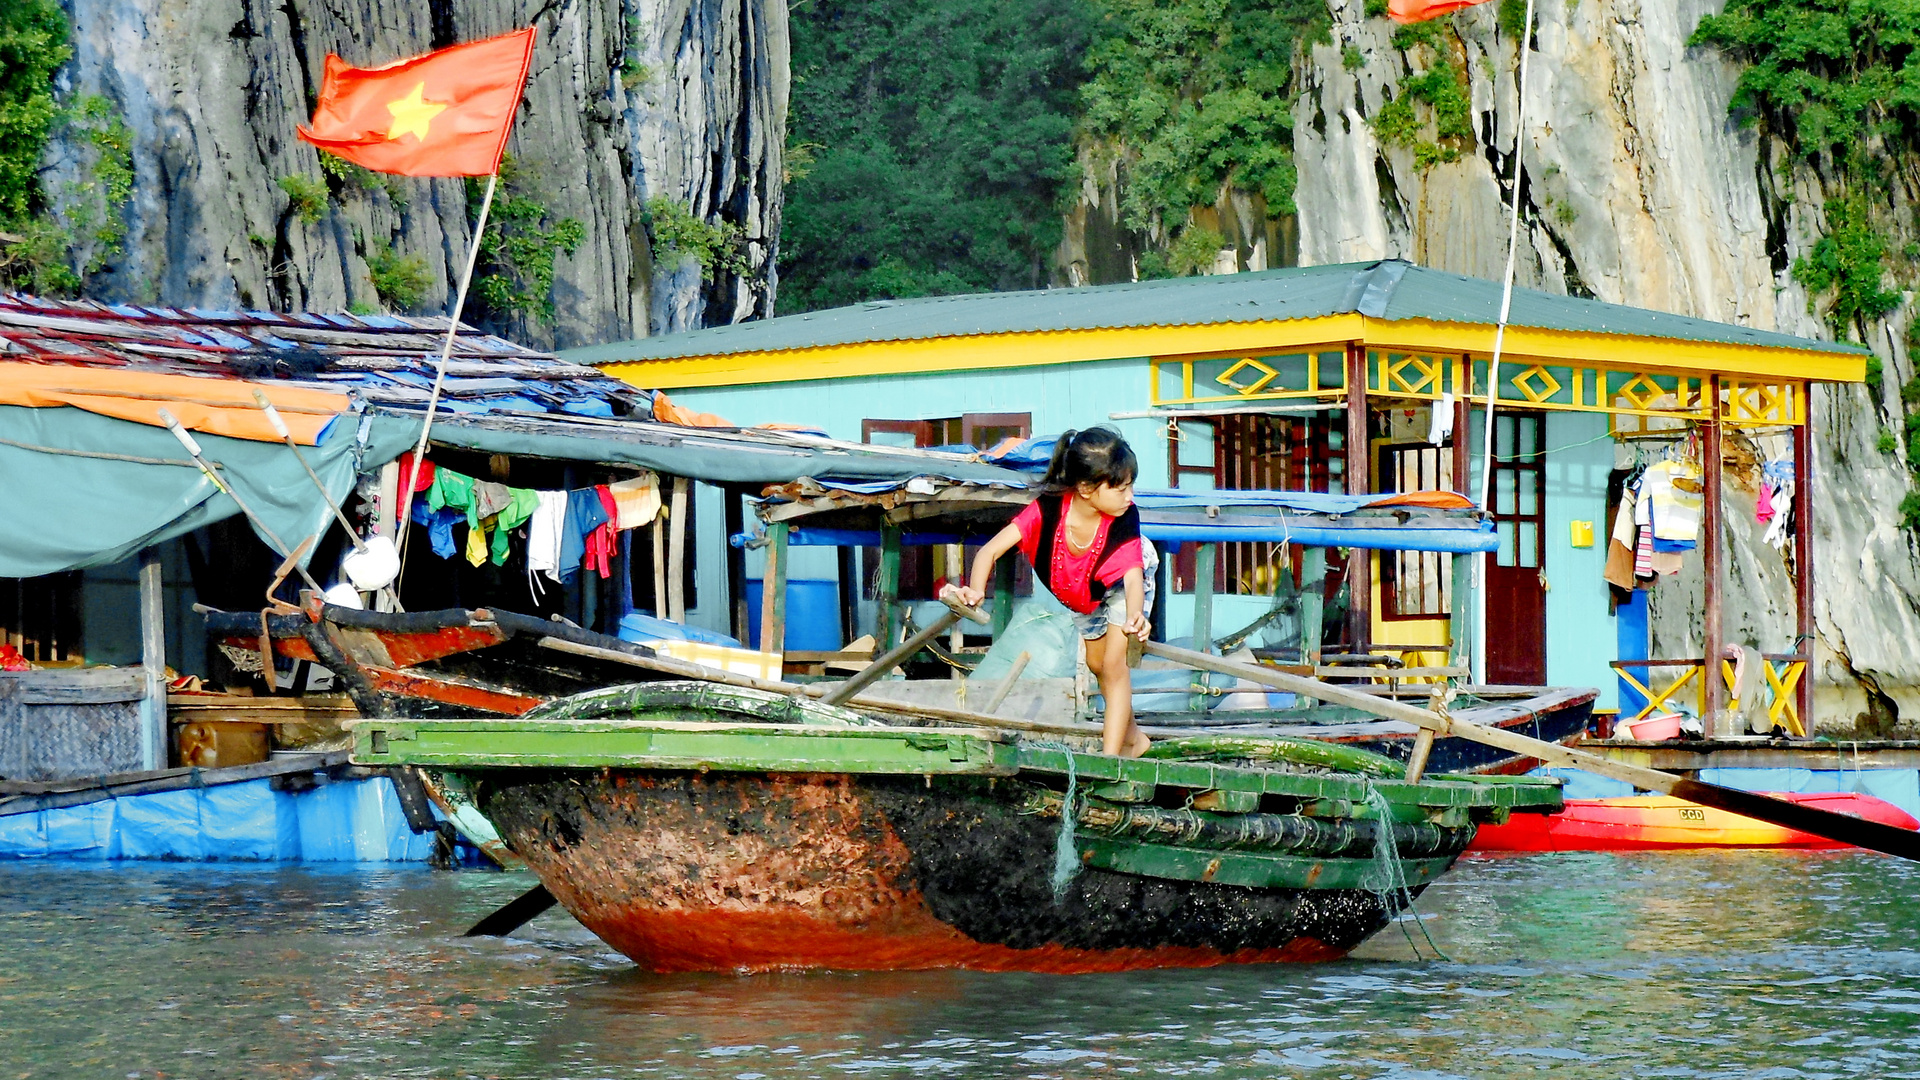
{"left": 2, "top": 668, "right": 147, "bottom": 704}
{"left": 1344, "top": 341, "right": 1372, "bottom": 652}
{"left": 651, "top": 516, "right": 669, "bottom": 619}
{"left": 875, "top": 521, "right": 902, "bottom": 650}
{"left": 667, "top": 476, "right": 689, "bottom": 622}
{"left": 757, "top": 520, "right": 789, "bottom": 654}
{"left": 139, "top": 547, "right": 166, "bottom": 771}
{"left": 0, "top": 751, "right": 351, "bottom": 816}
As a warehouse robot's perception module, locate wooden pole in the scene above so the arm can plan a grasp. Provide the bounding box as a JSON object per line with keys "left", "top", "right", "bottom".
{"left": 1138, "top": 638, "right": 1920, "bottom": 859}
{"left": 138, "top": 547, "right": 167, "bottom": 771}
{"left": 1345, "top": 341, "right": 1372, "bottom": 653}
{"left": 666, "top": 476, "right": 689, "bottom": 622}
{"left": 1190, "top": 542, "right": 1216, "bottom": 713}
{"left": 1794, "top": 382, "right": 1815, "bottom": 728}
{"left": 651, "top": 516, "right": 668, "bottom": 618}
{"left": 1702, "top": 375, "right": 1725, "bottom": 733}
{"left": 757, "top": 520, "right": 789, "bottom": 654}
{"left": 1450, "top": 382, "right": 1474, "bottom": 674}
{"left": 823, "top": 598, "right": 989, "bottom": 706}
{"left": 837, "top": 545, "right": 858, "bottom": 646}
{"left": 947, "top": 543, "right": 965, "bottom": 681}
{"left": 876, "top": 521, "right": 903, "bottom": 650}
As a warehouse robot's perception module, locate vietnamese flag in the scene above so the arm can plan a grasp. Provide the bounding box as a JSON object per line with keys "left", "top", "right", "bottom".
{"left": 1389, "top": 0, "right": 1494, "bottom": 23}
{"left": 296, "top": 28, "right": 536, "bottom": 177}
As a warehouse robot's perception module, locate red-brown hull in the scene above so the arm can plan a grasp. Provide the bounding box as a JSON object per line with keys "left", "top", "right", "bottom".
{"left": 479, "top": 770, "right": 1421, "bottom": 974}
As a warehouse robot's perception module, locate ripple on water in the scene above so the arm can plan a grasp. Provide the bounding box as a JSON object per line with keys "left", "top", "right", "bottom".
{"left": 0, "top": 851, "right": 1915, "bottom": 1078}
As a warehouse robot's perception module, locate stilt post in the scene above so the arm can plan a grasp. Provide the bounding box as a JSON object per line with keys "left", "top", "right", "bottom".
{"left": 1190, "top": 542, "right": 1216, "bottom": 714}
{"left": 1702, "top": 375, "right": 1726, "bottom": 732}
{"left": 758, "top": 520, "right": 789, "bottom": 655}
{"left": 1794, "top": 382, "right": 1815, "bottom": 728}
{"left": 138, "top": 546, "right": 166, "bottom": 771}
{"left": 1345, "top": 341, "right": 1372, "bottom": 653}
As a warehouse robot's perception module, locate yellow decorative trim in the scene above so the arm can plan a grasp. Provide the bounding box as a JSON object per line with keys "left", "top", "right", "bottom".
{"left": 596, "top": 314, "right": 1865, "bottom": 391}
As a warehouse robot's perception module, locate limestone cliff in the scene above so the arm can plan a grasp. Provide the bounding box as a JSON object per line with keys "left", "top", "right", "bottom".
{"left": 47, "top": 0, "right": 785, "bottom": 347}
{"left": 1286, "top": 0, "right": 1918, "bottom": 734}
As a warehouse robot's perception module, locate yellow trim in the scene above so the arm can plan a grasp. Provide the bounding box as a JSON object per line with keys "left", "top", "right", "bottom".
{"left": 597, "top": 314, "right": 1864, "bottom": 391}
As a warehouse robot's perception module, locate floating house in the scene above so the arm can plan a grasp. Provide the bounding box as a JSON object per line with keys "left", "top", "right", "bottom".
{"left": 569, "top": 260, "right": 1868, "bottom": 750}
{"left": 0, "top": 292, "right": 1013, "bottom": 858}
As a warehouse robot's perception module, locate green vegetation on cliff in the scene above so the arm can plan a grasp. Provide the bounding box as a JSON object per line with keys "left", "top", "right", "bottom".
{"left": 0, "top": 0, "right": 131, "bottom": 295}
{"left": 1690, "top": 0, "right": 1914, "bottom": 334}
{"left": 778, "top": 0, "right": 1094, "bottom": 311}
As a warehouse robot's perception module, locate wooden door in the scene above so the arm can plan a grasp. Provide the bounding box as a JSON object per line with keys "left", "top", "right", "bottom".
{"left": 1487, "top": 412, "right": 1547, "bottom": 686}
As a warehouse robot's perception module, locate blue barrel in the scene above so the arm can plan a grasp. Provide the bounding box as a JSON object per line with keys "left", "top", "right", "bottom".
{"left": 743, "top": 579, "right": 842, "bottom": 651}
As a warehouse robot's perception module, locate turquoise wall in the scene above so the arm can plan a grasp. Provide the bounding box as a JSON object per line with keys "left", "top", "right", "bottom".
{"left": 669, "top": 359, "right": 1171, "bottom": 638}
{"left": 667, "top": 365, "right": 1622, "bottom": 703}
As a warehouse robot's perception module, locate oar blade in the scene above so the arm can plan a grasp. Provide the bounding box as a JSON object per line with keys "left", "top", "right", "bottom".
{"left": 1670, "top": 780, "right": 1920, "bottom": 860}
{"left": 464, "top": 883, "right": 558, "bottom": 937}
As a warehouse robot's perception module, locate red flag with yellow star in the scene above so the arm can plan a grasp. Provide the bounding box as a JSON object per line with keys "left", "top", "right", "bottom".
{"left": 1388, "top": 0, "right": 1493, "bottom": 22}
{"left": 296, "top": 28, "right": 536, "bottom": 177}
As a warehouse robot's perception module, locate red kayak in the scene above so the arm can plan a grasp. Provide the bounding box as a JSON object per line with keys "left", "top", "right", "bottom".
{"left": 1471, "top": 791, "right": 1920, "bottom": 852}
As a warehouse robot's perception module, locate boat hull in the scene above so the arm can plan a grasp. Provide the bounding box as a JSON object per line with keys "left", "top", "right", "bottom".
{"left": 1470, "top": 791, "right": 1920, "bottom": 852}
{"left": 475, "top": 768, "right": 1437, "bottom": 973}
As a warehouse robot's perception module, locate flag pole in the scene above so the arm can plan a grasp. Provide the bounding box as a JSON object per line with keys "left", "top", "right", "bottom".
{"left": 1473, "top": 0, "right": 1534, "bottom": 686}
{"left": 396, "top": 171, "right": 499, "bottom": 565}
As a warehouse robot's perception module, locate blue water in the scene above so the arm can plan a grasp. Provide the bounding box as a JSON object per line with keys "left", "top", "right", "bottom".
{"left": 2, "top": 850, "right": 1916, "bottom": 1078}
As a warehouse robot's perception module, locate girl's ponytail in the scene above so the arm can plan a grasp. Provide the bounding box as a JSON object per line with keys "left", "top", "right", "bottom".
{"left": 1041, "top": 429, "right": 1078, "bottom": 492}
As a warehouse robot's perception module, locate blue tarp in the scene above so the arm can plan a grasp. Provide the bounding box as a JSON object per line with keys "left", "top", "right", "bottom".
{"left": 0, "top": 776, "right": 440, "bottom": 861}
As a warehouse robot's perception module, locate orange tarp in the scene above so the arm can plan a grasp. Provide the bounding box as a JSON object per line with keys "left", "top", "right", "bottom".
{"left": 1368, "top": 490, "right": 1476, "bottom": 510}
{"left": 0, "top": 364, "right": 348, "bottom": 445}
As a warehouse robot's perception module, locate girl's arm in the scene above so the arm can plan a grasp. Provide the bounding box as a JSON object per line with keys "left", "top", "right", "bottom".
{"left": 1120, "top": 567, "right": 1148, "bottom": 640}
{"left": 944, "top": 522, "right": 1023, "bottom": 608}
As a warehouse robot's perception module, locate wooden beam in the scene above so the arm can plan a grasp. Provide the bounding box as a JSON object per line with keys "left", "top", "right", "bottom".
{"left": 1702, "top": 375, "right": 1725, "bottom": 732}
{"left": 1794, "top": 382, "right": 1815, "bottom": 727}
{"left": 724, "top": 485, "right": 748, "bottom": 642}
{"left": 1190, "top": 542, "right": 1216, "bottom": 713}
{"left": 666, "top": 476, "right": 689, "bottom": 622}
{"left": 757, "top": 520, "right": 789, "bottom": 654}
{"left": 139, "top": 546, "right": 166, "bottom": 771}
{"left": 1345, "top": 341, "right": 1372, "bottom": 652}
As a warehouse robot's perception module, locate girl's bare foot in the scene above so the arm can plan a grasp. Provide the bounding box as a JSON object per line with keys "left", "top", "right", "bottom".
{"left": 1121, "top": 728, "right": 1151, "bottom": 758}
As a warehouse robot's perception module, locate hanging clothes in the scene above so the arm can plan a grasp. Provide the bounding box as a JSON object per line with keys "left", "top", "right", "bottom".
{"left": 1643, "top": 460, "right": 1705, "bottom": 543}
{"left": 559, "top": 487, "right": 611, "bottom": 582}
{"left": 583, "top": 485, "right": 619, "bottom": 579}
{"left": 1604, "top": 483, "right": 1639, "bottom": 591}
{"left": 607, "top": 472, "right": 663, "bottom": 529}
{"left": 527, "top": 490, "right": 568, "bottom": 582}
{"left": 1633, "top": 479, "right": 1655, "bottom": 580}
{"left": 460, "top": 481, "right": 515, "bottom": 566}
{"left": 488, "top": 487, "right": 541, "bottom": 566}
{"left": 1762, "top": 458, "right": 1795, "bottom": 549}
{"left": 410, "top": 496, "right": 465, "bottom": 559}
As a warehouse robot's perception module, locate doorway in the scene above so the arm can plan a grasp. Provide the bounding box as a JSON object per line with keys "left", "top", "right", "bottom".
{"left": 1487, "top": 411, "right": 1547, "bottom": 685}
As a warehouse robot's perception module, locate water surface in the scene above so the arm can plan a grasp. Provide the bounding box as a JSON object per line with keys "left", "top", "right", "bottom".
{"left": 2, "top": 851, "right": 1915, "bottom": 1078}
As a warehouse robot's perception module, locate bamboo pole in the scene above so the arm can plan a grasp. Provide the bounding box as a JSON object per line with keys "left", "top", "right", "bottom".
{"left": 667, "top": 476, "right": 689, "bottom": 622}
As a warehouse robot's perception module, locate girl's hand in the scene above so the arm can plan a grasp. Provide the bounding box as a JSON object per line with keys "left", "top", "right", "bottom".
{"left": 1122, "top": 612, "right": 1150, "bottom": 641}
{"left": 942, "top": 582, "right": 985, "bottom": 608}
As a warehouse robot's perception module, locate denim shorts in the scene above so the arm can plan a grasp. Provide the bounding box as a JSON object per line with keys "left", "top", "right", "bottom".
{"left": 1072, "top": 543, "right": 1158, "bottom": 640}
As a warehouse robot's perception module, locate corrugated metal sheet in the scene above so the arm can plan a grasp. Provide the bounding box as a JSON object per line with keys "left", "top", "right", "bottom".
{"left": 0, "top": 292, "right": 647, "bottom": 419}
{"left": 563, "top": 259, "right": 1864, "bottom": 364}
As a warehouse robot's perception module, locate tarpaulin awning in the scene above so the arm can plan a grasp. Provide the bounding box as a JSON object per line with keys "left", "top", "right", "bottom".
{"left": 0, "top": 405, "right": 413, "bottom": 577}
{"left": 0, "top": 364, "right": 348, "bottom": 445}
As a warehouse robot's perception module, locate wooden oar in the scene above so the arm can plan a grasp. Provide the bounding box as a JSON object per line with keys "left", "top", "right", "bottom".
{"left": 1142, "top": 640, "right": 1920, "bottom": 862}
{"left": 822, "top": 598, "right": 992, "bottom": 705}
{"left": 464, "top": 883, "right": 556, "bottom": 937}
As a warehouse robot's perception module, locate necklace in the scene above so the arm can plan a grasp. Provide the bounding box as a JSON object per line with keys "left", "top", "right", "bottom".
{"left": 1063, "top": 497, "right": 1099, "bottom": 553}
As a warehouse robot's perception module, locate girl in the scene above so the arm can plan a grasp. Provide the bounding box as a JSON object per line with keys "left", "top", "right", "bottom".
{"left": 945, "top": 428, "right": 1157, "bottom": 757}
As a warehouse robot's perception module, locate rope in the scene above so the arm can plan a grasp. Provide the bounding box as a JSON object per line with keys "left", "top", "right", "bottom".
{"left": 0, "top": 435, "right": 205, "bottom": 467}
{"left": 1363, "top": 783, "right": 1451, "bottom": 962}
{"left": 1050, "top": 744, "right": 1081, "bottom": 902}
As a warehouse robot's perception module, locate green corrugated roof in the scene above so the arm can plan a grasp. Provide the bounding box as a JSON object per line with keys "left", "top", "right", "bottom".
{"left": 563, "top": 259, "right": 1864, "bottom": 364}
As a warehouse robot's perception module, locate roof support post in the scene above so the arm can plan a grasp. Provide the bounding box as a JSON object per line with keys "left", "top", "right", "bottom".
{"left": 1450, "top": 380, "right": 1474, "bottom": 674}
{"left": 139, "top": 546, "right": 166, "bottom": 771}
{"left": 1702, "top": 375, "right": 1725, "bottom": 734}
{"left": 1190, "top": 542, "right": 1216, "bottom": 714}
{"left": 875, "top": 521, "right": 902, "bottom": 651}
{"left": 1344, "top": 342, "right": 1372, "bottom": 652}
{"left": 758, "top": 520, "right": 789, "bottom": 656}
{"left": 1795, "top": 382, "right": 1815, "bottom": 728}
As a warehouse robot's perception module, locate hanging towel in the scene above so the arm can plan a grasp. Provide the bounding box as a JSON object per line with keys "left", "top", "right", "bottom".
{"left": 527, "top": 490, "right": 568, "bottom": 580}
{"left": 1604, "top": 497, "right": 1638, "bottom": 591}
{"left": 1634, "top": 481, "right": 1655, "bottom": 579}
{"left": 1756, "top": 480, "right": 1775, "bottom": 524}
{"left": 489, "top": 487, "right": 542, "bottom": 566}
{"left": 607, "top": 472, "right": 663, "bottom": 529}
{"left": 1643, "top": 460, "right": 1705, "bottom": 542}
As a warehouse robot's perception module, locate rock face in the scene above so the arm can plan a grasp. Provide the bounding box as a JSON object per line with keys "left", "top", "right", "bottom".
{"left": 48, "top": 0, "right": 785, "bottom": 348}
{"left": 1283, "top": 0, "right": 1920, "bottom": 734}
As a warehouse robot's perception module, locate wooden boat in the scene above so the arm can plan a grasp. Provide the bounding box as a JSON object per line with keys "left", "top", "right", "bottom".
{"left": 204, "top": 601, "right": 1595, "bottom": 775}
{"left": 350, "top": 680, "right": 1564, "bottom": 972}
{"left": 1469, "top": 791, "right": 1920, "bottom": 852}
